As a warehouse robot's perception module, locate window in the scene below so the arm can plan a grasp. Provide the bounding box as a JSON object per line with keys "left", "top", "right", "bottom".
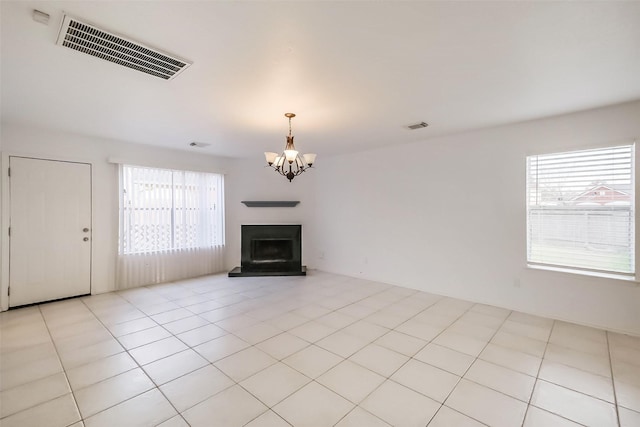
{"left": 526, "top": 144, "right": 634, "bottom": 276}
{"left": 119, "top": 165, "right": 224, "bottom": 254}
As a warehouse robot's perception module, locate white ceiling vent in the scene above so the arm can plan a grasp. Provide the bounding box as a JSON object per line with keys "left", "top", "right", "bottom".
{"left": 407, "top": 122, "right": 429, "bottom": 130}
{"left": 56, "top": 14, "right": 192, "bottom": 80}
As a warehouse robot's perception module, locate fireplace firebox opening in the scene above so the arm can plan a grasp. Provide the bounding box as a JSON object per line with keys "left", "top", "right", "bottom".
{"left": 229, "top": 224, "right": 306, "bottom": 277}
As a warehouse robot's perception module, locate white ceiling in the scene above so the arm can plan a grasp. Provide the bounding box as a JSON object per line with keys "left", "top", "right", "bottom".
{"left": 2, "top": 1, "right": 640, "bottom": 158}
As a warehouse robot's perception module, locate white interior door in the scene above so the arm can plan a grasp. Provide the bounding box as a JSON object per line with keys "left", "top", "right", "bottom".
{"left": 9, "top": 157, "right": 91, "bottom": 306}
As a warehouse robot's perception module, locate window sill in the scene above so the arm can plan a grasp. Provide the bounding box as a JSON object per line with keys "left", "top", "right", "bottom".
{"left": 526, "top": 264, "right": 638, "bottom": 284}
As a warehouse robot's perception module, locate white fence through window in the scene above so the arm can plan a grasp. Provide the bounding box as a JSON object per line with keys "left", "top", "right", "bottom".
{"left": 117, "top": 164, "right": 225, "bottom": 288}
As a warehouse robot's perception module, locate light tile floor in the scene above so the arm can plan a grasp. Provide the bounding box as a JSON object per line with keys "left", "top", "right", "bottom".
{"left": 1, "top": 271, "right": 639, "bottom": 427}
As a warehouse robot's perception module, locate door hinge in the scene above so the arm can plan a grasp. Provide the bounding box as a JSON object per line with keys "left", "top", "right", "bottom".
{"left": 7, "top": 168, "right": 10, "bottom": 177}
{"left": 7, "top": 287, "right": 10, "bottom": 296}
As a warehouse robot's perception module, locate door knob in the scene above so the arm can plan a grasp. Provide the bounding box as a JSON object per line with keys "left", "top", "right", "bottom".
{"left": 83, "top": 237, "right": 89, "bottom": 241}
{"left": 83, "top": 228, "right": 90, "bottom": 232}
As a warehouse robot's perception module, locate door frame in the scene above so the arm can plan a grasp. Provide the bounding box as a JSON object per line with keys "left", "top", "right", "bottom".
{"left": 1, "top": 152, "right": 94, "bottom": 311}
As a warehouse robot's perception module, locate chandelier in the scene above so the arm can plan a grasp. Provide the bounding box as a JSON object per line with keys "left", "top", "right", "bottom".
{"left": 264, "top": 113, "right": 316, "bottom": 182}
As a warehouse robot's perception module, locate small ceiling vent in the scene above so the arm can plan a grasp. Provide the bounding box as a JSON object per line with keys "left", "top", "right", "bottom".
{"left": 56, "top": 14, "right": 192, "bottom": 80}
{"left": 407, "top": 122, "right": 429, "bottom": 130}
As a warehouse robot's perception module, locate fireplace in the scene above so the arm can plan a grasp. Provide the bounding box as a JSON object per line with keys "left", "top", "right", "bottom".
{"left": 229, "top": 224, "right": 306, "bottom": 277}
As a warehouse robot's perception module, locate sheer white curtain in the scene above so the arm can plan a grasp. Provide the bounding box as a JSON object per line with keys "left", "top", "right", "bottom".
{"left": 116, "top": 164, "right": 225, "bottom": 289}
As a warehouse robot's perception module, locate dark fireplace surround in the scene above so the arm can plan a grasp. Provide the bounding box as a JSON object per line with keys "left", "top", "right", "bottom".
{"left": 228, "top": 224, "right": 306, "bottom": 277}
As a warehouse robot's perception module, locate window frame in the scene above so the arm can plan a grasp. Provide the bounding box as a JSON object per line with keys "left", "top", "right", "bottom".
{"left": 525, "top": 143, "right": 636, "bottom": 279}
{"left": 118, "top": 164, "right": 225, "bottom": 255}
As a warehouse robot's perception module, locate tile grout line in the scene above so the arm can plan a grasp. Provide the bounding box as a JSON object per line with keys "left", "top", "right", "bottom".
{"left": 79, "top": 297, "right": 192, "bottom": 427}
{"left": 425, "top": 304, "right": 513, "bottom": 427}
{"left": 606, "top": 331, "right": 622, "bottom": 427}
{"left": 520, "top": 318, "right": 555, "bottom": 427}
{"left": 36, "top": 304, "right": 84, "bottom": 426}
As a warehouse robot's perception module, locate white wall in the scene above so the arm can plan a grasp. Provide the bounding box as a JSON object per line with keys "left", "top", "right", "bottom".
{"left": 311, "top": 101, "right": 640, "bottom": 335}
{"left": 224, "top": 156, "right": 317, "bottom": 270}
{"left": 0, "top": 123, "right": 232, "bottom": 308}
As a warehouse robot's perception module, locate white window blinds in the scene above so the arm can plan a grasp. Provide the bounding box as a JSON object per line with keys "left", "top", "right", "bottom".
{"left": 119, "top": 165, "right": 224, "bottom": 255}
{"left": 526, "top": 144, "right": 635, "bottom": 275}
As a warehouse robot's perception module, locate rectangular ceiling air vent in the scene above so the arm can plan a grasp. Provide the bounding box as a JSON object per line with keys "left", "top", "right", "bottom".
{"left": 56, "top": 14, "right": 192, "bottom": 80}
{"left": 407, "top": 122, "right": 429, "bottom": 130}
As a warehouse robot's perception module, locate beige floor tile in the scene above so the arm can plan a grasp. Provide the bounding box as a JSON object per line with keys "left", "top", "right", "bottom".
{"left": 156, "top": 415, "right": 190, "bottom": 427}
{"left": 616, "top": 380, "right": 640, "bottom": 413}
{"left": 66, "top": 352, "right": 137, "bottom": 390}
{"left": 316, "top": 311, "right": 358, "bottom": 329}
{"left": 445, "top": 379, "right": 527, "bottom": 427}
{"left": 545, "top": 343, "right": 611, "bottom": 377}
{"left": 214, "top": 346, "right": 277, "bottom": 382}
{"left": 613, "top": 360, "right": 640, "bottom": 386}
{"left": 316, "top": 330, "right": 370, "bottom": 358}
{"left": 106, "top": 317, "right": 157, "bottom": 337}
{"left": 539, "top": 360, "right": 615, "bottom": 402}
{"left": 500, "top": 319, "right": 552, "bottom": 342}
{"left": 392, "top": 359, "right": 460, "bottom": 403}
{"left": 349, "top": 343, "right": 409, "bottom": 377}
{"left": 318, "top": 360, "right": 386, "bottom": 403}
{"left": 289, "top": 321, "right": 337, "bottom": 343}
{"left": 83, "top": 389, "right": 176, "bottom": 427}
{"left": 142, "top": 349, "right": 209, "bottom": 385}
{"left": 1, "top": 272, "right": 636, "bottom": 427}
{"left": 523, "top": 406, "right": 582, "bottom": 427}
{"left": 215, "top": 314, "right": 261, "bottom": 332}
{"left": 490, "top": 331, "right": 546, "bottom": 358}
{"left": 365, "top": 311, "right": 407, "bottom": 329}
{"left": 479, "top": 343, "right": 542, "bottom": 376}
{"left": 335, "top": 407, "right": 392, "bottom": 427}
{"left": 266, "top": 312, "right": 309, "bottom": 330}
{"left": 361, "top": 380, "right": 440, "bottom": 427}
{"left": 129, "top": 336, "right": 188, "bottom": 365}
{"left": 256, "top": 332, "right": 310, "bottom": 360}
{"left": 0, "top": 352, "right": 63, "bottom": 391}
{"left": 619, "top": 407, "right": 640, "bottom": 427}
{"left": 162, "top": 315, "right": 210, "bottom": 335}
{"left": 433, "top": 331, "right": 488, "bottom": 357}
{"left": 0, "top": 342, "right": 58, "bottom": 372}
{"left": 117, "top": 326, "right": 172, "bottom": 350}
{"left": 395, "top": 319, "right": 444, "bottom": 342}
{"left": 160, "top": 365, "right": 234, "bottom": 412}
{"left": 465, "top": 359, "right": 536, "bottom": 402}
{"left": 233, "top": 322, "right": 282, "bottom": 344}
{"left": 375, "top": 330, "right": 427, "bottom": 357}
{"left": 58, "top": 339, "right": 124, "bottom": 369}
{"left": 530, "top": 380, "right": 618, "bottom": 427}
{"left": 244, "top": 410, "right": 292, "bottom": 427}
{"left": 151, "top": 308, "right": 194, "bottom": 324}
{"left": 175, "top": 323, "right": 227, "bottom": 347}
{"left": 273, "top": 382, "right": 354, "bottom": 427}
{"left": 448, "top": 319, "right": 497, "bottom": 341}
{"left": 0, "top": 372, "right": 71, "bottom": 418}
{"left": 428, "top": 406, "right": 486, "bottom": 427}
{"left": 283, "top": 344, "right": 343, "bottom": 378}
{"left": 193, "top": 333, "right": 250, "bottom": 362}
{"left": 182, "top": 385, "right": 268, "bottom": 427}
{"left": 414, "top": 343, "right": 475, "bottom": 376}
{"left": 0, "top": 393, "right": 80, "bottom": 427}
{"left": 74, "top": 368, "right": 154, "bottom": 418}
{"left": 240, "top": 362, "right": 310, "bottom": 407}
{"left": 343, "top": 320, "right": 390, "bottom": 341}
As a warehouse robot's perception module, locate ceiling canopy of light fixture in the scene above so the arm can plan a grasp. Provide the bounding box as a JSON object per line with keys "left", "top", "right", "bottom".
{"left": 264, "top": 113, "right": 316, "bottom": 182}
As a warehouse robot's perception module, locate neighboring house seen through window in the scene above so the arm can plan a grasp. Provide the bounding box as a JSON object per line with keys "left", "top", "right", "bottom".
{"left": 526, "top": 144, "right": 635, "bottom": 276}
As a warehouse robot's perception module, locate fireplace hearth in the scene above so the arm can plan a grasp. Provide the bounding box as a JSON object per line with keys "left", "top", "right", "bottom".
{"left": 228, "top": 224, "right": 306, "bottom": 277}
